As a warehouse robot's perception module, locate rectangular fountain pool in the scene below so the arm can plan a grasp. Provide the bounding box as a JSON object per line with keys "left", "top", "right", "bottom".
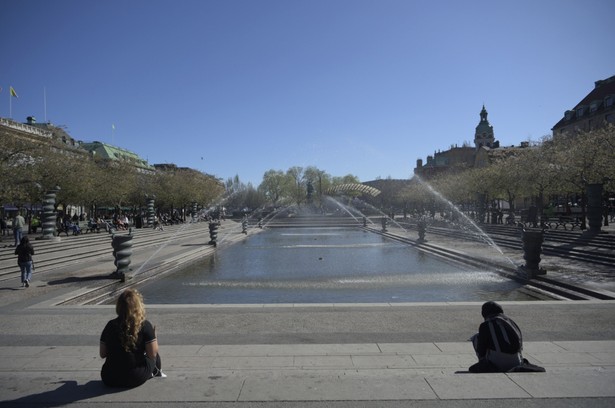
{"left": 138, "top": 227, "right": 540, "bottom": 304}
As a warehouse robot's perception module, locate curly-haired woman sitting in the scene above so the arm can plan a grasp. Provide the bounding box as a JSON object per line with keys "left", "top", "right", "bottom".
{"left": 100, "top": 289, "right": 165, "bottom": 387}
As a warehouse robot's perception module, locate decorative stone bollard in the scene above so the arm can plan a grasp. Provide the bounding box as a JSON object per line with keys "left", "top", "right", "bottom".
{"left": 258, "top": 217, "right": 263, "bottom": 229}
{"left": 112, "top": 230, "right": 133, "bottom": 282}
{"left": 192, "top": 202, "right": 198, "bottom": 223}
{"left": 40, "top": 187, "right": 61, "bottom": 241}
{"left": 208, "top": 222, "right": 219, "bottom": 247}
{"left": 363, "top": 216, "right": 367, "bottom": 227}
{"left": 242, "top": 217, "right": 248, "bottom": 234}
{"left": 521, "top": 229, "right": 546, "bottom": 277}
{"left": 586, "top": 183, "right": 603, "bottom": 233}
{"left": 417, "top": 219, "right": 426, "bottom": 242}
{"left": 146, "top": 197, "right": 155, "bottom": 228}
{"left": 381, "top": 217, "right": 388, "bottom": 232}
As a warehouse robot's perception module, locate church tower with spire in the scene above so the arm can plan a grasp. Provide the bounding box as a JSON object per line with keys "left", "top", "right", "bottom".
{"left": 474, "top": 105, "right": 495, "bottom": 149}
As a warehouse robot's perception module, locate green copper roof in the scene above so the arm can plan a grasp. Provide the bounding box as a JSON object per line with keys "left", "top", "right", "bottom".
{"left": 81, "top": 141, "right": 153, "bottom": 169}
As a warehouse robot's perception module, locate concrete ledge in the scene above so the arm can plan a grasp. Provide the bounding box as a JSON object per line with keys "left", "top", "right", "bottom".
{"left": 2, "top": 341, "right": 615, "bottom": 403}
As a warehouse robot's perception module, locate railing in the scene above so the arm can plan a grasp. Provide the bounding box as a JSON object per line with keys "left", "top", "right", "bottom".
{"left": 0, "top": 117, "right": 53, "bottom": 138}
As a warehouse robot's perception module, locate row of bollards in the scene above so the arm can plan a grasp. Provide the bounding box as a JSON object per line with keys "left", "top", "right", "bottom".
{"left": 369, "top": 215, "right": 546, "bottom": 279}
{"left": 108, "top": 218, "right": 223, "bottom": 282}
{"left": 109, "top": 219, "right": 220, "bottom": 283}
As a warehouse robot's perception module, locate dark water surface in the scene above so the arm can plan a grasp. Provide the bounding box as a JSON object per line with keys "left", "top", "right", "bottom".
{"left": 139, "top": 227, "right": 537, "bottom": 304}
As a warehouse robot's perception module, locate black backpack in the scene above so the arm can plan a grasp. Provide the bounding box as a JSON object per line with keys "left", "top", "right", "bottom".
{"left": 487, "top": 316, "right": 522, "bottom": 354}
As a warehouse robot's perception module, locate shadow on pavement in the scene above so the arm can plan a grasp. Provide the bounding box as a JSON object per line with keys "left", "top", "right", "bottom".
{"left": 47, "top": 274, "right": 118, "bottom": 286}
{"left": 2, "top": 380, "right": 124, "bottom": 407}
{"left": 0, "top": 287, "right": 23, "bottom": 292}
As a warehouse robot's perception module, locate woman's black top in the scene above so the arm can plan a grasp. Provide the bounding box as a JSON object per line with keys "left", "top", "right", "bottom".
{"left": 15, "top": 243, "right": 34, "bottom": 263}
{"left": 100, "top": 317, "right": 156, "bottom": 387}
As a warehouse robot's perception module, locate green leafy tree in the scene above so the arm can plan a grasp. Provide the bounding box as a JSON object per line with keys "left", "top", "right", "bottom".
{"left": 286, "top": 166, "right": 305, "bottom": 206}
{"left": 259, "top": 169, "right": 288, "bottom": 205}
{"left": 0, "top": 132, "right": 45, "bottom": 206}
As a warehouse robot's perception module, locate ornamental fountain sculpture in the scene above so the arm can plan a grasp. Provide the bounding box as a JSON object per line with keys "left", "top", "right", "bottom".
{"left": 112, "top": 228, "right": 133, "bottom": 282}
{"left": 381, "top": 216, "right": 388, "bottom": 232}
{"left": 520, "top": 227, "right": 546, "bottom": 278}
{"left": 39, "top": 186, "right": 61, "bottom": 241}
{"left": 242, "top": 217, "right": 248, "bottom": 234}
{"left": 417, "top": 218, "right": 427, "bottom": 242}
{"left": 209, "top": 222, "right": 219, "bottom": 247}
{"left": 146, "top": 195, "right": 156, "bottom": 228}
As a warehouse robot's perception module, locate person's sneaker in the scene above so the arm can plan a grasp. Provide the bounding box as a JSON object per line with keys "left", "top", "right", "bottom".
{"left": 153, "top": 368, "right": 167, "bottom": 378}
{"left": 25, "top": 280, "right": 29, "bottom": 288}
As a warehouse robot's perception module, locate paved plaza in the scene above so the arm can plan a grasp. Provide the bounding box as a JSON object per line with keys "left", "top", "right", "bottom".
{"left": 1, "top": 219, "right": 614, "bottom": 407}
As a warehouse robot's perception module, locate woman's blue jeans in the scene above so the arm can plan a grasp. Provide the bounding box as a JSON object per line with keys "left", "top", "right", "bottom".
{"left": 19, "top": 261, "right": 32, "bottom": 283}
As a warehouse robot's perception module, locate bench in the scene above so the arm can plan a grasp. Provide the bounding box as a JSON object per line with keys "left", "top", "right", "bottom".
{"left": 57, "top": 223, "right": 82, "bottom": 236}
{"left": 83, "top": 222, "right": 102, "bottom": 233}
{"left": 544, "top": 216, "right": 582, "bottom": 230}
{"left": 56, "top": 224, "right": 69, "bottom": 237}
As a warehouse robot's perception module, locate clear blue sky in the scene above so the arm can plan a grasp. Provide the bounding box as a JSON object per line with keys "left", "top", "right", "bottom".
{"left": 2, "top": 0, "right": 614, "bottom": 186}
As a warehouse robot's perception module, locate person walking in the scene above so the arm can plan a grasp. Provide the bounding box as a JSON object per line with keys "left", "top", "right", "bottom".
{"left": 100, "top": 289, "right": 166, "bottom": 387}
{"left": 15, "top": 236, "right": 34, "bottom": 288}
{"left": 13, "top": 212, "right": 26, "bottom": 247}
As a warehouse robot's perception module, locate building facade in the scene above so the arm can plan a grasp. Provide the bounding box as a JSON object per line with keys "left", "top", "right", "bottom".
{"left": 81, "top": 141, "right": 154, "bottom": 173}
{"left": 414, "top": 106, "right": 501, "bottom": 178}
{"left": 474, "top": 105, "right": 497, "bottom": 148}
{"left": 552, "top": 75, "right": 615, "bottom": 136}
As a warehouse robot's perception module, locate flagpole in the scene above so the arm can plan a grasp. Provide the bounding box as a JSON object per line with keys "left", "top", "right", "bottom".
{"left": 9, "top": 91, "right": 12, "bottom": 119}
{"left": 44, "top": 87, "right": 47, "bottom": 122}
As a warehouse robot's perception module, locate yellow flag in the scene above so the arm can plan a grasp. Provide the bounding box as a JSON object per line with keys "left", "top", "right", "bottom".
{"left": 10, "top": 86, "right": 18, "bottom": 98}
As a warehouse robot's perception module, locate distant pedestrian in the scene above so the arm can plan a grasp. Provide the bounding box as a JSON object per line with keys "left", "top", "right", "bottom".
{"left": 15, "top": 236, "right": 34, "bottom": 288}
{"left": 13, "top": 212, "right": 26, "bottom": 247}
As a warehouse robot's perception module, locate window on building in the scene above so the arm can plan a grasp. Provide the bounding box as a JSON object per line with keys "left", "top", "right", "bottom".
{"left": 577, "top": 107, "right": 585, "bottom": 118}
{"left": 590, "top": 101, "right": 599, "bottom": 113}
{"left": 565, "top": 110, "right": 573, "bottom": 120}
{"left": 606, "top": 96, "right": 613, "bottom": 108}
{"left": 606, "top": 113, "right": 614, "bottom": 123}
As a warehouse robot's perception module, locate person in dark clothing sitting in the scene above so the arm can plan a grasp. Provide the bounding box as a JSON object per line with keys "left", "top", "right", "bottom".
{"left": 99, "top": 289, "right": 166, "bottom": 387}
{"left": 469, "top": 301, "right": 523, "bottom": 373}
